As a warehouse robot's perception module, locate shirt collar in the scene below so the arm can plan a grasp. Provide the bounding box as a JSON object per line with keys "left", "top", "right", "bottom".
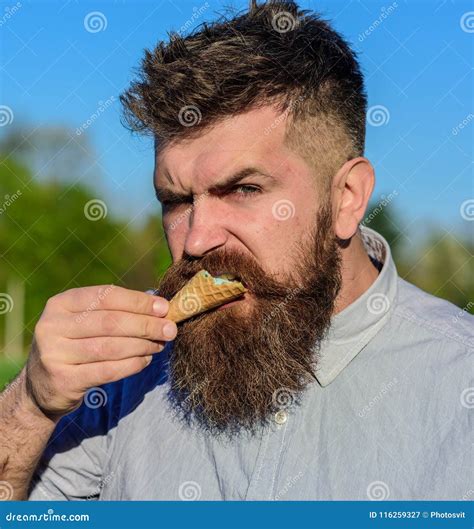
{"left": 314, "top": 225, "right": 398, "bottom": 387}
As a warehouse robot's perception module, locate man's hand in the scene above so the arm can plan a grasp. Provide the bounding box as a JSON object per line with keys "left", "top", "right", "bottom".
{"left": 25, "top": 285, "right": 176, "bottom": 419}
{"left": 0, "top": 284, "right": 175, "bottom": 499}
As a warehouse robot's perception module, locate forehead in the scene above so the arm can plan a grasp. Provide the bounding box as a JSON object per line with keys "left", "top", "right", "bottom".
{"left": 154, "top": 105, "right": 310, "bottom": 188}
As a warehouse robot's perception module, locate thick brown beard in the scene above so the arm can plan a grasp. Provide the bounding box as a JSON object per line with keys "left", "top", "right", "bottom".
{"left": 157, "top": 204, "right": 342, "bottom": 436}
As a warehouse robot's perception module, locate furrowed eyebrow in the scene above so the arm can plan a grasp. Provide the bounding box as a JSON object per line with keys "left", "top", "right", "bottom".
{"left": 208, "top": 167, "right": 273, "bottom": 193}
{"left": 154, "top": 187, "right": 190, "bottom": 205}
{"left": 154, "top": 166, "right": 273, "bottom": 204}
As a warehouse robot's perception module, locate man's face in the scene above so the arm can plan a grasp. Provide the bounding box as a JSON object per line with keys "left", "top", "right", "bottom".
{"left": 154, "top": 106, "right": 325, "bottom": 283}
{"left": 154, "top": 106, "right": 342, "bottom": 435}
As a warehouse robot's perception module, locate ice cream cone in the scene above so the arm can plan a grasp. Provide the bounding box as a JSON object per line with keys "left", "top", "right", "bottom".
{"left": 167, "top": 270, "right": 247, "bottom": 323}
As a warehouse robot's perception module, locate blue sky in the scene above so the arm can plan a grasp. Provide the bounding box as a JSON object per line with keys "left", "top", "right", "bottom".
{"left": 1, "top": 0, "right": 473, "bottom": 240}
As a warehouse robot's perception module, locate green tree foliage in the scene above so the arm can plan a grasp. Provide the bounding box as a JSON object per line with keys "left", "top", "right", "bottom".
{"left": 403, "top": 232, "right": 473, "bottom": 313}
{"left": 363, "top": 201, "right": 473, "bottom": 315}
{"left": 0, "top": 154, "right": 171, "bottom": 356}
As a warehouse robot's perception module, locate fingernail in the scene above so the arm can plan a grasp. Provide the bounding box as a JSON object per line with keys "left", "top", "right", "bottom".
{"left": 163, "top": 322, "right": 177, "bottom": 339}
{"left": 145, "top": 355, "right": 153, "bottom": 365}
{"left": 153, "top": 298, "right": 169, "bottom": 315}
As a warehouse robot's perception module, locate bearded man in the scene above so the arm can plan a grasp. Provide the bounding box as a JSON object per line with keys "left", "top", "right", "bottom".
{"left": 1, "top": 0, "right": 471, "bottom": 501}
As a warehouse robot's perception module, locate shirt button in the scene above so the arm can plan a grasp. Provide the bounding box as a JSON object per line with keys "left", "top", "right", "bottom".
{"left": 274, "top": 410, "right": 288, "bottom": 425}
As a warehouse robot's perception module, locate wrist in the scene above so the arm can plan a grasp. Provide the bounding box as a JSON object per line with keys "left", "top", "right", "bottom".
{"left": 17, "top": 368, "right": 60, "bottom": 426}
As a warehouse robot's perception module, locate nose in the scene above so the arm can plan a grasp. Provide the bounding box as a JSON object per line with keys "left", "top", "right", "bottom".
{"left": 183, "top": 195, "right": 228, "bottom": 258}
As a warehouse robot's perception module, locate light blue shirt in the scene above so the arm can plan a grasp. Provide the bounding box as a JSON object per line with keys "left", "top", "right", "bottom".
{"left": 28, "top": 227, "right": 473, "bottom": 501}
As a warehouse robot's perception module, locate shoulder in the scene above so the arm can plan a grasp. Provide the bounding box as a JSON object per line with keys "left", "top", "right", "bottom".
{"left": 370, "top": 277, "right": 474, "bottom": 397}
{"left": 362, "top": 277, "right": 472, "bottom": 443}
{"left": 393, "top": 277, "right": 473, "bottom": 351}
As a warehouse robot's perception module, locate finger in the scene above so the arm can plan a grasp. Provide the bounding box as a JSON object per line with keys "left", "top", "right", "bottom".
{"left": 62, "top": 337, "right": 166, "bottom": 364}
{"left": 54, "top": 285, "right": 169, "bottom": 317}
{"left": 75, "top": 355, "right": 154, "bottom": 388}
{"left": 61, "top": 310, "right": 177, "bottom": 340}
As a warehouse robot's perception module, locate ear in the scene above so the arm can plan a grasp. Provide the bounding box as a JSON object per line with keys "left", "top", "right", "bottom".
{"left": 332, "top": 157, "right": 375, "bottom": 240}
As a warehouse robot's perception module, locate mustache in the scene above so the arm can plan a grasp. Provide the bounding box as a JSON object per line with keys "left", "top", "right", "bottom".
{"left": 157, "top": 248, "right": 297, "bottom": 301}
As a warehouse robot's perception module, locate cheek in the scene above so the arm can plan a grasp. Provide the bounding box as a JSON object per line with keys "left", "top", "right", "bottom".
{"left": 235, "top": 202, "right": 307, "bottom": 274}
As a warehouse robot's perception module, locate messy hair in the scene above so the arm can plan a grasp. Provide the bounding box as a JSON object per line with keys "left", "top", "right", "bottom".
{"left": 120, "top": 0, "right": 367, "bottom": 181}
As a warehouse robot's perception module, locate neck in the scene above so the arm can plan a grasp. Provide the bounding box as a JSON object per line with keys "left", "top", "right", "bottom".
{"left": 333, "top": 230, "right": 380, "bottom": 315}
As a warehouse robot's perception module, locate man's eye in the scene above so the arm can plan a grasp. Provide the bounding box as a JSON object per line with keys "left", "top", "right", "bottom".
{"left": 161, "top": 198, "right": 192, "bottom": 210}
{"left": 231, "top": 185, "right": 261, "bottom": 196}
{"left": 161, "top": 201, "right": 176, "bottom": 210}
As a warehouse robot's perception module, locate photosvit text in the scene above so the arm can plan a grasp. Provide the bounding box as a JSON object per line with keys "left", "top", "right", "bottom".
{"left": 368, "top": 511, "right": 466, "bottom": 519}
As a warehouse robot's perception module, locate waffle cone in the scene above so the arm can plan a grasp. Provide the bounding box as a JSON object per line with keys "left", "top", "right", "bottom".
{"left": 167, "top": 270, "right": 247, "bottom": 323}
